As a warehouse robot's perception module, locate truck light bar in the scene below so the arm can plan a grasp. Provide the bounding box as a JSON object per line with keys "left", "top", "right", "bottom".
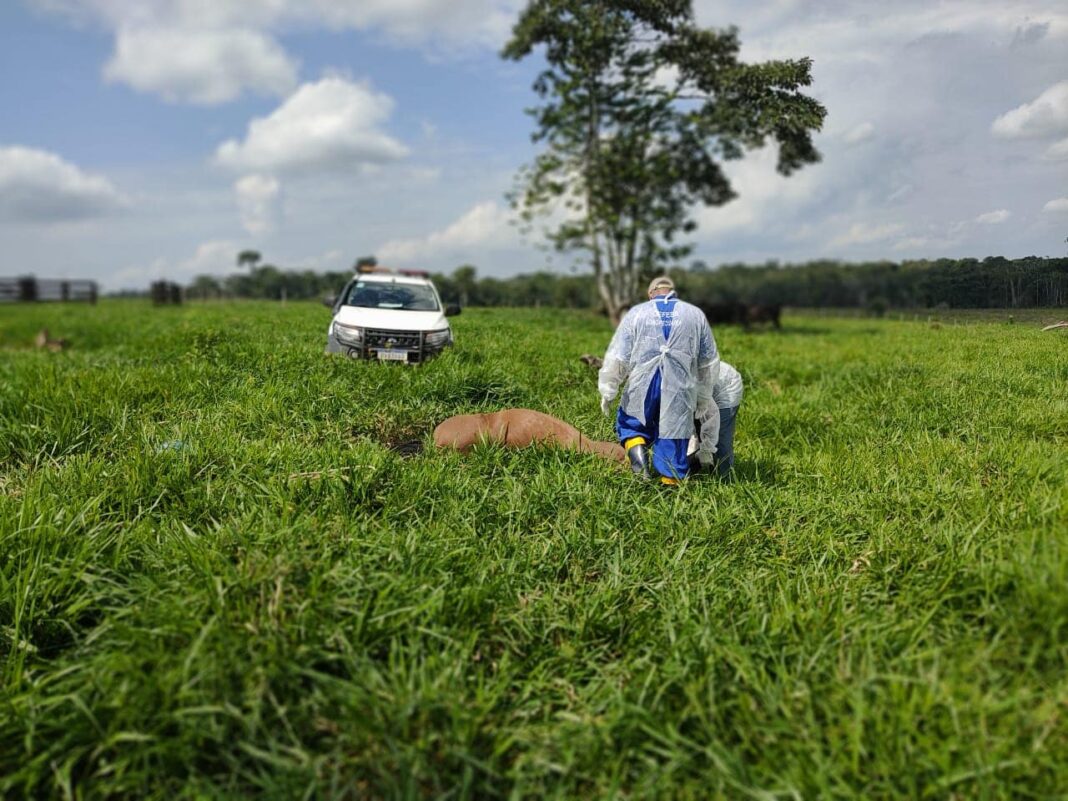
{"left": 354, "top": 265, "right": 430, "bottom": 278}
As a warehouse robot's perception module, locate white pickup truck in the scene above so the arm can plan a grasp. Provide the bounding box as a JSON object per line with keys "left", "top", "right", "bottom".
{"left": 324, "top": 269, "right": 459, "bottom": 364}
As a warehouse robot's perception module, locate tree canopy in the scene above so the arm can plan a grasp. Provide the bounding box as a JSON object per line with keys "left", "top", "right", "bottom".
{"left": 503, "top": 0, "right": 826, "bottom": 322}
{"left": 236, "top": 250, "right": 262, "bottom": 270}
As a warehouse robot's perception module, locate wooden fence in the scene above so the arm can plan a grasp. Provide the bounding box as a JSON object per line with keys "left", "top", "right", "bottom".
{"left": 0, "top": 276, "right": 98, "bottom": 304}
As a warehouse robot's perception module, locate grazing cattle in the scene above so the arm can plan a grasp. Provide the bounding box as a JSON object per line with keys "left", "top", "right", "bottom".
{"left": 696, "top": 301, "right": 782, "bottom": 330}
{"left": 433, "top": 408, "right": 626, "bottom": 465}
{"left": 746, "top": 303, "right": 782, "bottom": 329}
{"left": 697, "top": 301, "right": 750, "bottom": 327}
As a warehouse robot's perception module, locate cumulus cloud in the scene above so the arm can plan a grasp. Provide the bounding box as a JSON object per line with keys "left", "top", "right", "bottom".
{"left": 37, "top": 0, "right": 523, "bottom": 49}
{"left": 0, "top": 145, "right": 126, "bottom": 223}
{"left": 844, "top": 122, "right": 875, "bottom": 145}
{"left": 103, "top": 26, "right": 297, "bottom": 104}
{"left": 172, "top": 240, "right": 241, "bottom": 278}
{"left": 215, "top": 77, "right": 408, "bottom": 174}
{"left": 234, "top": 173, "right": 281, "bottom": 234}
{"left": 992, "top": 80, "right": 1068, "bottom": 140}
{"left": 1043, "top": 197, "right": 1068, "bottom": 213}
{"left": 36, "top": 0, "right": 524, "bottom": 103}
{"left": 377, "top": 201, "right": 514, "bottom": 263}
{"left": 694, "top": 146, "right": 823, "bottom": 237}
{"left": 975, "top": 209, "right": 1011, "bottom": 224}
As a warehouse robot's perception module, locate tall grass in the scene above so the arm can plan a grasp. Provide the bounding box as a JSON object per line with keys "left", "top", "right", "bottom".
{"left": 1, "top": 301, "right": 1066, "bottom": 799}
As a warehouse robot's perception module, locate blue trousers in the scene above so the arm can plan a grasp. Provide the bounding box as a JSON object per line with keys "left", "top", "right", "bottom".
{"left": 714, "top": 405, "right": 739, "bottom": 478}
{"left": 616, "top": 370, "right": 690, "bottom": 479}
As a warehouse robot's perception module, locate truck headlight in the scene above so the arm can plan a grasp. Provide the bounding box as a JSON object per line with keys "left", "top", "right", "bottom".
{"left": 333, "top": 322, "right": 363, "bottom": 343}
{"left": 425, "top": 329, "right": 451, "bottom": 347}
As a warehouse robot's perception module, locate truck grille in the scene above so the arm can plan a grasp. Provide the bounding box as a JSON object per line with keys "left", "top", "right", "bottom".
{"left": 366, "top": 329, "right": 422, "bottom": 350}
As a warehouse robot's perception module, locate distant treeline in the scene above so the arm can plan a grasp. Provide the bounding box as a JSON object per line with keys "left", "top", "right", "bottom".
{"left": 179, "top": 257, "right": 1068, "bottom": 310}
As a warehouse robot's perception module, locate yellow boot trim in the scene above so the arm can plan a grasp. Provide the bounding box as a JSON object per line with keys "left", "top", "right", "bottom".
{"left": 660, "top": 476, "right": 680, "bottom": 486}
{"left": 624, "top": 437, "right": 647, "bottom": 450}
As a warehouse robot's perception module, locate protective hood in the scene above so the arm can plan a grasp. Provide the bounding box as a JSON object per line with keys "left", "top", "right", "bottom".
{"left": 713, "top": 361, "right": 744, "bottom": 409}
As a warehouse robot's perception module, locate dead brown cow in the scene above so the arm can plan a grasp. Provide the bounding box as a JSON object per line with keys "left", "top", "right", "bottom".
{"left": 433, "top": 408, "right": 625, "bottom": 465}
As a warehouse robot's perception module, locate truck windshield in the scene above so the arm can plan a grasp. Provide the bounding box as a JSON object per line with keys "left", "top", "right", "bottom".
{"left": 345, "top": 281, "right": 440, "bottom": 311}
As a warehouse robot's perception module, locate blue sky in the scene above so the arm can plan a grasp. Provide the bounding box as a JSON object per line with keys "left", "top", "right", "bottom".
{"left": 1, "top": 0, "right": 1067, "bottom": 289}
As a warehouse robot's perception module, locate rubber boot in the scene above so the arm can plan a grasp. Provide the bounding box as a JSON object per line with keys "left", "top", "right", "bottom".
{"left": 625, "top": 438, "right": 651, "bottom": 480}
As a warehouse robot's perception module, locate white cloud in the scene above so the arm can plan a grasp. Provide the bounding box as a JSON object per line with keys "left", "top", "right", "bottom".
{"left": 652, "top": 64, "right": 681, "bottom": 90}
{"left": 215, "top": 76, "right": 408, "bottom": 174}
{"left": 103, "top": 26, "right": 297, "bottom": 104}
{"left": 175, "top": 240, "right": 242, "bottom": 277}
{"left": 975, "top": 209, "right": 1011, "bottom": 224}
{"left": 992, "top": 80, "right": 1068, "bottom": 140}
{"left": 1044, "top": 137, "right": 1068, "bottom": 160}
{"left": 295, "top": 0, "right": 523, "bottom": 49}
{"left": 0, "top": 145, "right": 126, "bottom": 223}
{"left": 1043, "top": 197, "right": 1068, "bottom": 213}
{"left": 111, "top": 239, "right": 240, "bottom": 287}
{"left": 844, "top": 122, "right": 875, "bottom": 145}
{"left": 830, "top": 222, "right": 905, "bottom": 248}
{"left": 36, "top": 0, "right": 524, "bottom": 104}
{"left": 377, "top": 201, "right": 514, "bottom": 263}
{"left": 45, "top": 0, "right": 525, "bottom": 48}
{"left": 234, "top": 173, "right": 281, "bottom": 234}
{"left": 694, "top": 146, "right": 822, "bottom": 237}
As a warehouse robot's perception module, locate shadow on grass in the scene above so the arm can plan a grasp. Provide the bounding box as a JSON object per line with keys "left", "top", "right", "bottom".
{"left": 389, "top": 439, "right": 425, "bottom": 457}
{"left": 776, "top": 324, "right": 888, "bottom": 336}
{"left": 760, "top": 325, "right": 833, "bottom": 336}
{"left": 719, "top": 324, "right": 834, "bottom": 336}
{"left": 725, "top": 457, "right": 782, "bottom": 486}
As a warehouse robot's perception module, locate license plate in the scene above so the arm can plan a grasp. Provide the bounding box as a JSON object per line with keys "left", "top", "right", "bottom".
{"left": 377, "top": 350, "right": 409, "bottom": 361}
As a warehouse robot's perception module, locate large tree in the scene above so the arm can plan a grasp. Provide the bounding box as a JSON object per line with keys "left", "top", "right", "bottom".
{"left": 503, "top": 0, "right": 826, "bottom": 323}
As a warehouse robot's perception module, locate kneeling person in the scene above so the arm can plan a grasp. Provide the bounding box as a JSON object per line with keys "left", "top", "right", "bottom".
{"left": 689, "top": 361, "right": 743, "bottom": 478}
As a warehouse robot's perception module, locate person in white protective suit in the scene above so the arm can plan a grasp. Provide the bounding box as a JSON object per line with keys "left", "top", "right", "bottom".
{"left": 686, "top": 360, "right": 744, "bottom": 479}
{"left": 598, "top": 276, "right": 719, "bottom": 485}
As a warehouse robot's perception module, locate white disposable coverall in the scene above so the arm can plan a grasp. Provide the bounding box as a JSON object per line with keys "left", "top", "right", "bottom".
{"left": 598, "top": 293, "right": 719, "bottom": 440}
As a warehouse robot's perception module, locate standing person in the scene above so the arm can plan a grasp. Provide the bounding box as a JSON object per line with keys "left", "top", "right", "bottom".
{"left": 689, "top": 361, "right": 744, "bottom": 478}
{"left": 598, "top": 276, "right": 719, "bottom": 486}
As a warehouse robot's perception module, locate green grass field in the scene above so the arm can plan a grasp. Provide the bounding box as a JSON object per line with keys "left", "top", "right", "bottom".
{"left": 1, "top": 301, "right": 1066, "bottom": 799}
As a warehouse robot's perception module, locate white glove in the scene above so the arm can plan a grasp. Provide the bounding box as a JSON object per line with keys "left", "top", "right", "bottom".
{"left": 695, "top": 404, "right": 720, "bottom": 466}
{"left": 600, "top": 395, "right": 613, "bottom": 417}
{"left": 696, "top": 442, "right": 716, "bottom": 467}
